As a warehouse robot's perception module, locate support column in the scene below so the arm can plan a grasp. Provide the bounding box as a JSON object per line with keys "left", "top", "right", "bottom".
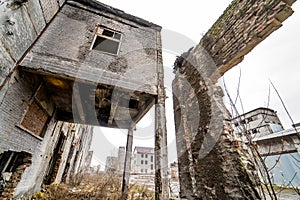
{"left": 155, "top": 31, "right": 169, "bottom": 200}
{"left": 121, "top": 127, "right": 134, "bottom": 199}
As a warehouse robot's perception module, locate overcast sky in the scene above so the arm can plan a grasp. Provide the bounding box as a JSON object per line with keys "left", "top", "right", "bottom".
{"left": 90, "top": 0, "right": 300, "bottom": 167}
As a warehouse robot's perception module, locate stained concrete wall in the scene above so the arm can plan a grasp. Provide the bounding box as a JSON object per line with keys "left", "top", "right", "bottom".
{"left": 21, "top": 1, "right": 161, "bottom": 95}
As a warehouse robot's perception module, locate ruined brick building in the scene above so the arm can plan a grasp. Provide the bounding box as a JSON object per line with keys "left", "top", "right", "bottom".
{"left": 0, "top": 0, "right": 168, "bottom": 199}
{"left": 173, "top": 0, "right": 297, "bottom": 199}
{"left": 0, "top": 0, "right": 298, "bottom": 199}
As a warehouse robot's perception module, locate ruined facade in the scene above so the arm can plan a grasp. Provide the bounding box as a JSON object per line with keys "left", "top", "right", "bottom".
{"left": 0, "top": 0, "right": 168, "bottom": 199}
{"left": 173, "top": 0, "right": 297, "bottom": 199}
{"left": 232, "top": 107, "right": 284, "bottom": 139}
{"left": 233, "top": 107, "right": 300, "bottom": 187}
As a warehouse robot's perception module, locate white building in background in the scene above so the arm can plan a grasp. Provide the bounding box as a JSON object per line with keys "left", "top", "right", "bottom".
{"left": 131, "top": 147, "right": 155, "bottom": 174}
{"left": 231, "top": 107, "right": 284, "bottom": 140}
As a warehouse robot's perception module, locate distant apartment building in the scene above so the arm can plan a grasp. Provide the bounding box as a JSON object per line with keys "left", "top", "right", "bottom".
{"left": 232, "top": 107, "right": 284, "bottom": 140}
{"left": 131, "top": 147, "right": 155, "bottom": 174}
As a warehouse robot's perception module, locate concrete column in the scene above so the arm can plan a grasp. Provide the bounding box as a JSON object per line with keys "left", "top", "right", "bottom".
{"left": 155, "top": 103, "right": 169, "bottom": 200}
{"left": 155, "top": 31, "right": 169, "bottom": 200}
{"left": 121, "top": 127, "right": 134, "bottom": 199}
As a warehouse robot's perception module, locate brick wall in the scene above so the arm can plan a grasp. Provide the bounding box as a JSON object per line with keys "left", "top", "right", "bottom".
{"left": 172, "top": 0, "right": 297, "bottom": 198}
{"left": 199, "top": 0, "right": 296, "bottom": 81}
{"left": 1, "top": 152, "right": 32, "bottom": 200}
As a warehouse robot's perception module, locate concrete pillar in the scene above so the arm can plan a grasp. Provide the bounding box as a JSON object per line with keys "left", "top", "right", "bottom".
{"left": 121, "top": 127, "right": 134, "bottom": 199}
{"left": 155, "top": 31, "right": 169, "bottom": 200}
{"left": 155, "top": 103, "right": 169, "bottom": 200}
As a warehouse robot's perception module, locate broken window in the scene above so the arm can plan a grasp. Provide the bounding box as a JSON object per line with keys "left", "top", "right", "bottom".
{"left": 240, "top": 119, "right": 246, "bottom": 125}
{"left": 19, "top": 85, "right": 53, "bottom": 138}
{"left": 92, "top": 27, "right": 122, "bottom": 55}
{"left": 252, "top": 129, "right": 258, "bottom": 134}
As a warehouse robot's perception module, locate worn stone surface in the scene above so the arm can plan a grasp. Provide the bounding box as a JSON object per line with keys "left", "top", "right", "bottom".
{"left": 24, "top": 0, "right": 46, "bottom": 34}
{"left": 0, "top": 6, "right": 36, "bottom": 61}
{"left": 0, "top": 42, "right": 15, "bottom": 87}
{"left": 39, "top": 0, "right": 59, "bottom": 23}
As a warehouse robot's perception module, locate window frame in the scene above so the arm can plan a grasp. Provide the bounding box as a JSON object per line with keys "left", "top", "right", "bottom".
{"left": 91, "top": 26, "right": 122, "bottom": 56}
{"left": 17, "top": 84, "right": 52, "bottom": 140}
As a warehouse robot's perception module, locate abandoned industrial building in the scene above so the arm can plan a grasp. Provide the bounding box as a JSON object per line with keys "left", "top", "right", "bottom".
{"left": 0, "top": 0, "right": 299, "bottom": 199}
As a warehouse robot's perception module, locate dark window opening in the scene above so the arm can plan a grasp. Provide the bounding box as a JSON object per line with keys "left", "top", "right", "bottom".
{"left": 252, "top": 129, "right": 258, "bottom": 134}
{"left": 151, "top": 156, "right": 153, "bottom": 162}
{"left": 92, "top": 27, "right": 122, "bottom": 55}
{"left": 141, "top": 160, "right": 143, "bottom": 164}
{"left": 102, "top": 29, "right": 114, "bottom": 37}
{"left": 240, "top": 119, "right": 246, "bottom": 125}
{"left": 151, "top": 164, "right": 153, "bottom": 170}
{"left": 44, "top": 133, "right": 65, "bottom": 185}
{"left": 129, "top": 99, "right": 139, "bottom": 109}
{"left": 92, "top": 37, "right": 119, "bottom": 54}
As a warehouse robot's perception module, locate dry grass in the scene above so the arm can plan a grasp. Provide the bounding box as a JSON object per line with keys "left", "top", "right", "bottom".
{"left": 30, "top": 172, "right": 154, "bottom": 200}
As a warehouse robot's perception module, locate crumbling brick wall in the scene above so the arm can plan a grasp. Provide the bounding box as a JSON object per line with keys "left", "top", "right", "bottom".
{"left": 172, "top": 0, "right": 297, "bottom": 198}
{"left": 173, "top": 56, "right": 261, "bottom": 199}
{"left": 1, "top": 152, "right": 32, "bottom": 200}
